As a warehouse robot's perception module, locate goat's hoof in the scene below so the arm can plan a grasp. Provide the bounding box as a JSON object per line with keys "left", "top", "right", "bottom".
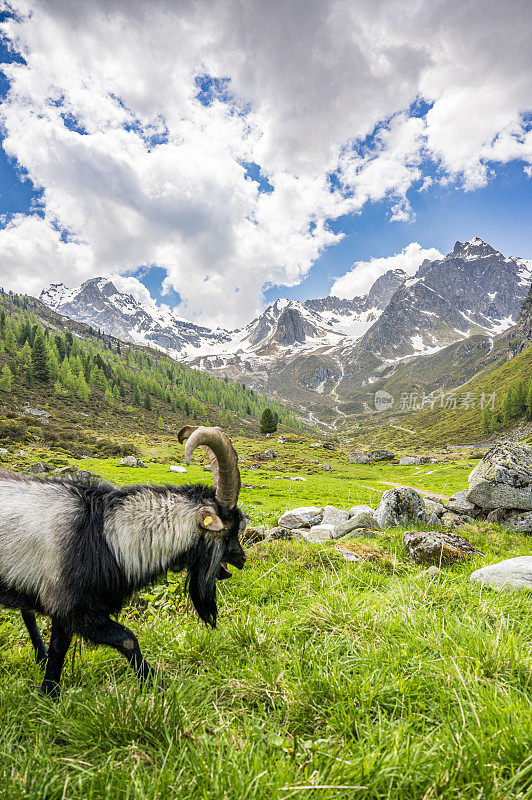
{"left": 40, "top": 680, "right": 60, "bottom": 699}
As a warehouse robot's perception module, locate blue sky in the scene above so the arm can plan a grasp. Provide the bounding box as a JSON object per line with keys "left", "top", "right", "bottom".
{"left": 0, "top": 1, "right": 531, "bottom": 326}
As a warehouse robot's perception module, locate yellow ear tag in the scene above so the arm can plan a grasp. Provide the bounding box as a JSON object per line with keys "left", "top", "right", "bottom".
{"left": 203, "top": 515, "right": 213, "bottom": 526}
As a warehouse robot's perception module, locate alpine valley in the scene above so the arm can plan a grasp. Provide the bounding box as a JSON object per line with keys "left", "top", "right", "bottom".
{"left": 41, "top": 238, "right": 532, "bottom": 426}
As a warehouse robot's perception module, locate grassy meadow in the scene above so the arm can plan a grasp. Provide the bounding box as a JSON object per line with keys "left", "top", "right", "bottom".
{"left": 1, "top": 435, "right": 532, "bottom": 799}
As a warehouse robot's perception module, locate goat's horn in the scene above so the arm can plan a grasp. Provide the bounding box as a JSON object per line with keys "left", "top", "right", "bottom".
{"left": 177, "top": 425, "right": 241, "bottom": 509}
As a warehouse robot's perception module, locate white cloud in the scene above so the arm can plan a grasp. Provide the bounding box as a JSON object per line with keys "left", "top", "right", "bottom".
{"left": 0, "top": 0, "right": 530, "bottom": 325}
{"left": 108, "top": 274, "right": 157, "bottom": 310}
{"left": 330, "top": 243, "right": 444, "bottom": 299}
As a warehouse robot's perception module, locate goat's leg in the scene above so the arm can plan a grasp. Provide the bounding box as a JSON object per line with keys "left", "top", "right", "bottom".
{"left": 40, "top": 617, "right": 72, "bottom": 698}
{"left": 21, "top": 610, "right": 48, "bottom": 665}
{"left": 83, "top": 619, "right": 158, "bottom": 684}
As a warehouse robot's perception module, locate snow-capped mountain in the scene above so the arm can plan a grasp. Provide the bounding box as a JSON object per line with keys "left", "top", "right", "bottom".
{"left": 39, "top": 238, "right": 532, "bottom": 422}
{"left": 41, "top": 277, "right": 233, "bottom": 356}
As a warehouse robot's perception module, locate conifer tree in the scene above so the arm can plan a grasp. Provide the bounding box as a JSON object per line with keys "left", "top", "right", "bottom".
{"left": 260, "top": 407, "right": 277, "bottom": 434}
{"left": 31, "top": 329, "right": 51, "bottom": 382}
{"left": 143, "top": 392, "right": 152, "bottom": 411}
{"left": 133, "top": 384, "right": 142, "bottom": 406}
{"left": 76, "top": 374, "right": 91, "bottom": 401}
{"left": 0, "top": 364, "right": 12, "bottom": 392}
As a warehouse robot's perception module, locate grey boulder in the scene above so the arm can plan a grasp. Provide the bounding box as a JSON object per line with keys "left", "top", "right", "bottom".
{"left": 348, "top": 452, "right": 370, "bottom": 464}
{"left": 470, "top": 557, "right": 532, "bottom": 590}
{"left": 466, "top": 443, "right": 532, "bottom": 510}
{"left": 278, "top": 506, "right": 323, "bottom": 529}
{"left": 375, "top": 487, "right": 428, "bottom": 529}
{"left": 503, "top": 512, "right": 532, "bottom": 532}
{"left": 367, "top": 450, "right": 396, "bottom": 462}
{"left": 321, "top": 505, "right": 348, "bottom": 526}
{"left": 300, "top": 524, "right": 336, "bottom": 542}
{"left": 399, "top": 456, "right": 423, "bottom": 466}
{"left": 119, "top": 456, "right": 146, "bottom": 468}
{"left": 403, "top": 530, "right": 484, "bottom": 565}
{"left": 445, "top": 490, "right": 481, "bottom": 517}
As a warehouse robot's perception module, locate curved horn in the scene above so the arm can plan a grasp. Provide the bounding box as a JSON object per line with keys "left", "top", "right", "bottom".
{"left": 178, "top": 426, "right": 241, "bottom": 509}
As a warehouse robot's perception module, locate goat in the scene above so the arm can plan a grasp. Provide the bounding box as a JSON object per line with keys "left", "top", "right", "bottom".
{"left": 0, "top": 426, "right": 247, "bottom": 697}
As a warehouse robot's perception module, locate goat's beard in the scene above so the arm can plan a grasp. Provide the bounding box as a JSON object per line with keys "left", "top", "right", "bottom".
{"left": 186, "top": 539, "right": 224, "bottom": 629}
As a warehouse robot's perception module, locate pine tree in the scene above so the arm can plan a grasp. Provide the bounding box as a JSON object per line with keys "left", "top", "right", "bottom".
{"left": 0, "top": 364, "right": 12, "bottom": 392}
{"left": 76, "top": 374, "right": 91, "bottom": 401}
{"left": 157, "top": 415, "right": 164, "bottom": 429}
{"left": 104, "top": 387, "right": 114, "bottom": 405}
{"left": 260, "top": 407, "right": 277, "bottom": 434}
{"left": 481, "top": 406, "right": 494, "bottom": 434}
{"left": 527, "top": 382, "right": 532, "bottom": 421}
{"left": 143, "top": 392, "right": 152, "bottom": 411}
{"left": 0, "top": 308, "right": 5, "bottom": 336}
{"left": 31, "top": 329, "right": 51, "bottom": 382}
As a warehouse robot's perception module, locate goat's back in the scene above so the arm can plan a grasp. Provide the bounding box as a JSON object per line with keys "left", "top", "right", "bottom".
{"left": 0, "top": 474, "right": 79, "bottom": 602}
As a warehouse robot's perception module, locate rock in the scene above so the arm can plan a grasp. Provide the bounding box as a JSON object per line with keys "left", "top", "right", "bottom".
{"left": 402, "top": 530, "right": 484, "bottom": 565}
{"left": 334, "top": 513, "right": 378, "bottom": 538}
{"left": 367, "top": 450, "right": 396, "bottom": 462}
{"left": 241, "top": 526, "right": 267, "bottom": 544}
{"left": 440, "top": 511, "right": 472, "bottom": 528}
{"left": 29, "top": 462, "right": 51, "bottom": 474}
{"left": 375, "top": 487, "right": 428, "bottom": 529}
{"left": 323, "top": 463, "right": 332, "bottom": 471}
{"left": 424, "top": 499, "right": 444, "bottom": 517}
{"left": 263, "top": 449, "right": 277, "bottom": 459}
{"left": 444, "top": 490, "right": 481, "bottom": 517}
{"left": 335, "top": 544, "right": 383, "bottom": 562}
{"left": 264, "top": 527, "right": 293, "bottom": 541}
{"left": 466, "top": 443, "right": 532, "bottom": 510}
{"left": 119, "top": 456, "right": 140, "bottom": 467}
{"left": 290, "top": 477, "right": 308, "bottom": 482}
{"left": 278, "top": 506, "right": 323, "bottom": 529}
{"left": 348, "top": 504, "right": 374, "bottom": 518}
{"left": 418, "top": 566, "right": 445, "bottom": 579}
{"left": 24, "top": 407, "right": 50, "bottom": 419}
{"left": 466, "top": 479, "right": 532, "bottom": 511}
{"left": 486, "top": 508, "right": 510, "bottom": 523}
{"left": 348, "top": 451, "right": 370, "bottom": 464}
{"left": 322, "top": 442, "right": 335, "bottom": 451}
{"left": 277, "top": 437, "right": 286, "bottom": 444}
{"left": 204, "top": 464, "right": 213, "bottom": 471}
{"left": 136, "top": 460, "right": 147, "bottom": 468}
{"left": 0, "top": 448, "right": 9, "bottom": 455}
{"left": 300, "top": 524, "right": 336, "bottom": 542}
{"left": 399, "top": 456, "right": 423, "bottom": 466}
{"left": 503, "top": 512, "right": 532, "bottom": 532}
{"left": 335, "top": 545, "right": 360, "bottom": 561}
{"left": 321, "top": 505, "right": 348, "bottom": 526}
{"left": 169, "top": 465, "right": 187, "bottom": 473}
{"left": 470, "top": 557, "right": 532, "bottom": 590}
{"left": 17, "top": 450, "right": 28, "bottom": 457}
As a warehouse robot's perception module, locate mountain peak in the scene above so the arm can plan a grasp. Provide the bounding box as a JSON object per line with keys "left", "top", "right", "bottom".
{"left": 451, "top": 237, "right": 498, "bottom": 259}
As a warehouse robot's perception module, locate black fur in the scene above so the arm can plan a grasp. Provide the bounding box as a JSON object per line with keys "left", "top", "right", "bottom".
{"left": 0, "top": 475, "right": 247, "bottom": 696}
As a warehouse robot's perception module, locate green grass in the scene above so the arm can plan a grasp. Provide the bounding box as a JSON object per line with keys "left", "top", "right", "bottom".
{"left": 1, "top": 530, "right": 532, "bottom": 799}
{"left": 1, "top": 442, "right": 532, "bottom": 798}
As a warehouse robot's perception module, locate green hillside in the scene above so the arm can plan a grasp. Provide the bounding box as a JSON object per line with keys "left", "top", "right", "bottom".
{"left": 345, "top": 341, "right": 532, "bottom": 450}
{"left": 0, "top": 292, "right": 302, "bottom": 458}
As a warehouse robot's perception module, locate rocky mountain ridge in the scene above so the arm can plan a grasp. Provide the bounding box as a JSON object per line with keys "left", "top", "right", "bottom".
{"left": 40, "top": 238, "right": 532, "bottom": 423}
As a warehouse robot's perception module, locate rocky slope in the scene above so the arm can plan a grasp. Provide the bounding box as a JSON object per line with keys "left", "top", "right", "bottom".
{"left": 509, "top": 281, "right": 532, "bottom": 358}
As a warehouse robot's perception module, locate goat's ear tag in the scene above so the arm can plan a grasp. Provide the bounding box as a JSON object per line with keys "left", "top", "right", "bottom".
{"left": 199, "top": 511, "right": 225, "bottom": 531}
